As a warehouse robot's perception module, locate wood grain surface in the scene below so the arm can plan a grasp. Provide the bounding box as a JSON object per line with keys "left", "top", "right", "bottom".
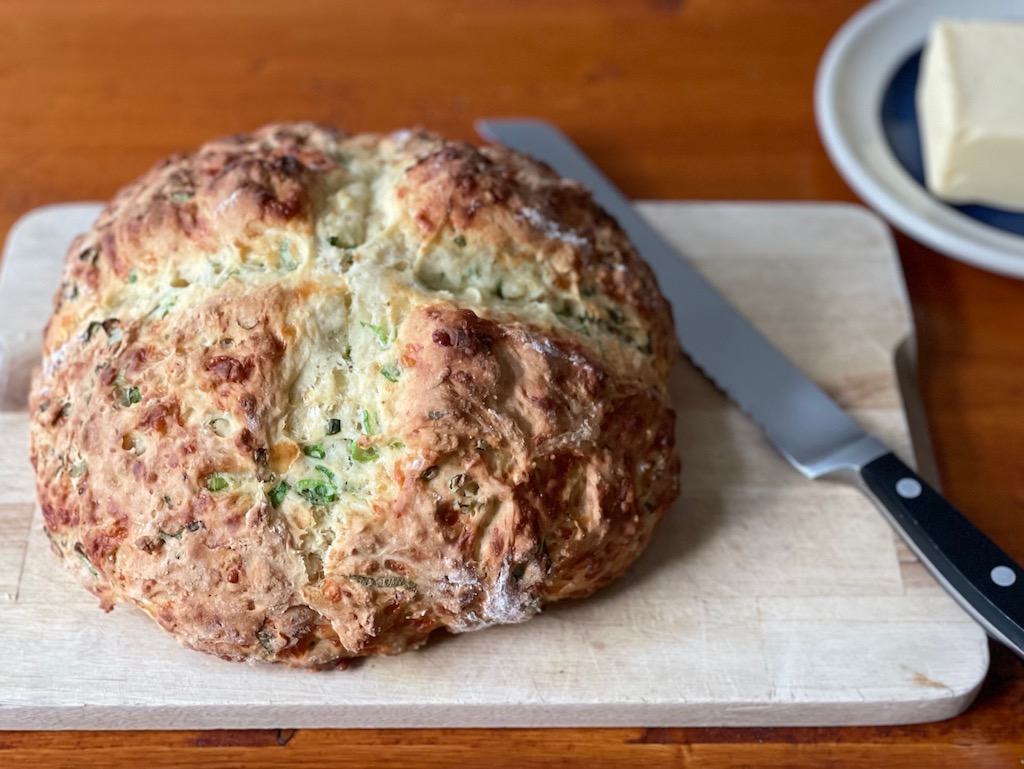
{"left": 0, "top": 0, "right": 1022, "bottom": 765}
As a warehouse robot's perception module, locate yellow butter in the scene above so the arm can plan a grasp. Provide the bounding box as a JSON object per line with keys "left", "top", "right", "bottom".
{"left": 917, "top": 19, "right": 1024, "bottom": 211}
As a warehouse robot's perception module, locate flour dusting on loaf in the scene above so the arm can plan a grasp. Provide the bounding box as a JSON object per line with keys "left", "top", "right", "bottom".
{"left": 28, "top": 123, "right": 680, "bottom": 668}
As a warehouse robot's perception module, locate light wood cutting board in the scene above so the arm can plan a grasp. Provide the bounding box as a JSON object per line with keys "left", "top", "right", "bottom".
{"left": 0, "top": 202, "right": 989, "bottom": 730}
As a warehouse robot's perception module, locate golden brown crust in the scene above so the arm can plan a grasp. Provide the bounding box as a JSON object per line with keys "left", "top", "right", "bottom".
{"left": 29, "top": 123, "right": 680, "bottom": 668}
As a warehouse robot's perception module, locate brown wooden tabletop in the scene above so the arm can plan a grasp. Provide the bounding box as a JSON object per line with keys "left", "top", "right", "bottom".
{"left": 2, "top": 1, "right": 1023, "bottom": 766}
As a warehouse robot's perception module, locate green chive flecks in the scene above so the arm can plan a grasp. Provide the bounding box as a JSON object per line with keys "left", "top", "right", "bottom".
{"left": 295, "top": 478, "right": 337, "bottom": 505}
{"left": 83, "top": 320, "right": 103, "bottom": 341}
{"left": 350, "top": 441, "right": 378, "bottom": 463}
{"left": 314, "top": 464, "right": 337, "bottom": 483}
{"left": 278, "top": 240, "right": 297, "bottom": 271}
{"left": 303, "top": 444, "right": 326, "bottom": 460}
{"left": 326, "top": 418, "right": 342, "bottom": 435}
{"left": 73, "top": 542, "right": 99, "bottom": 577}
{"left": 380, "top": 364, "right": 400, "bottom": 382}
{"left": 360, "top": 321, "right": 391, "bottom": 348}
{"left": 358, "top": 409, "right": 379, "bottom": 436}
{"left": 115, "top": 385, "right": 141, "bottom": 408}
{"left": 256, "top": 629, "right": 274, "bottom": 654}
{"left": 329, "top": 234, "right": 356, "bottom": 249}
{"left": 206, "top": 474, "right": 229, "bottom": 492}
{"left": 269, "top": 481, "right": 289, "bottom": 508}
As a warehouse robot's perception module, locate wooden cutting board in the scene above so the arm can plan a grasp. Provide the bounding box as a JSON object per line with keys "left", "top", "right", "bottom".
{"left": 0, "top": 202, "right": 988, "bottom": 730}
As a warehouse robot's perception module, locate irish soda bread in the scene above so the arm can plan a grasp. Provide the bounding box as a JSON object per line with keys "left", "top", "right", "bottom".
{"left": 29, "top": 123, "right": 680, "bottom": 668}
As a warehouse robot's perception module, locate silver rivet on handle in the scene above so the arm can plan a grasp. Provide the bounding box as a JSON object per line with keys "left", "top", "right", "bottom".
{"left": 895, "top": 478, "right": 922, "bottom": 499}
{"left": 991, "top": 566, "right": 1017, "bottom": 587}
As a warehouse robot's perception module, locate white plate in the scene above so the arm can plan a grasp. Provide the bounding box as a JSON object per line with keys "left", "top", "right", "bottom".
{"left": 815, "top": 0, "right": 1024, "bottom": 279}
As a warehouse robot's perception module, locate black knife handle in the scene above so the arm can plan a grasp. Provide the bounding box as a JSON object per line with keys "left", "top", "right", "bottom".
{"left": 861, "top": 451, "right": 1024, "bottom": 655}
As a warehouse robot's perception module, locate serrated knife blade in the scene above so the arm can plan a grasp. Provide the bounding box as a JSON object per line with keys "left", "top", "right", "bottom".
{"left": 476, "top": 117, "right": 1024, "bottom": 660}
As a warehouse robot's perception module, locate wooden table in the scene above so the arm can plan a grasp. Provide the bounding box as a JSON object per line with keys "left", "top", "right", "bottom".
{"left": 1, "top": 1, "right": 1022, "bottom": 765}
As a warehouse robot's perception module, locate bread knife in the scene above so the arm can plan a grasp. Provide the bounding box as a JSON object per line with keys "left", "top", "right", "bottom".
{"left": 476, "top": 118, "right": 1024, "bottom": 660}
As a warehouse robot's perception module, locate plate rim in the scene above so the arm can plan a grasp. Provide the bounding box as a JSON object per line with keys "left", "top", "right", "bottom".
{"left": 815, "top": 0, "right": 1024, "bottom": 279}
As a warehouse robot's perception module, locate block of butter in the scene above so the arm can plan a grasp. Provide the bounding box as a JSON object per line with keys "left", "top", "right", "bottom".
{"left": 916, "top": 19, "right": 1024, "bottom": 211}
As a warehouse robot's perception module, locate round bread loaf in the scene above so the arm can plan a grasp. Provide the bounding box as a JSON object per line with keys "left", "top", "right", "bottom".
{"left": 28, "top": 123, "right": 680, "bottom": 668}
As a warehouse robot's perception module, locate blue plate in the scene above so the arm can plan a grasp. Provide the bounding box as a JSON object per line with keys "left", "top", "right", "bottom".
{"left": 880, "top": 49, "right": 1024, "bottom": 236}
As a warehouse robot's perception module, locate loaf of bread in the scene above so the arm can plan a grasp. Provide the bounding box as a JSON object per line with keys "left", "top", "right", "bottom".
{"left": 28, "top": 123, "right": 680, "bottom": 668}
